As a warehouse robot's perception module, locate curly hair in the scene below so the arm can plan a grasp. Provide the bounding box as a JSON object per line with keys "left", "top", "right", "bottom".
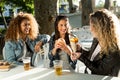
{"left": 5, "top": 12, "right": 39, "bottom": 41}
{"left": 90, "top": 9, "right": 120, "bottom": 54}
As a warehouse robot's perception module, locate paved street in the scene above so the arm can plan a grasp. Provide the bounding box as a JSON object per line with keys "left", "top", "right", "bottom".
{"left": 68, "top": 12, "right": 82, "bottom": 28}
{"left": 63, "top": 12, "right": 82, "bottom": 28}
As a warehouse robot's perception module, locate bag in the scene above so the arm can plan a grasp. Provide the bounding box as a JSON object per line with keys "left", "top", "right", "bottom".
{"left": 33, "top": 43, "right": 50, "bottom": 67}
{"left": 34, "top": 49, "right": 44, "bottom": 67}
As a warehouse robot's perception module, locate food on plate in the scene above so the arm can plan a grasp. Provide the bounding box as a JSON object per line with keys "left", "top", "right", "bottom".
{"left": 0, "top": 61, "right": 10, "bottom": 70}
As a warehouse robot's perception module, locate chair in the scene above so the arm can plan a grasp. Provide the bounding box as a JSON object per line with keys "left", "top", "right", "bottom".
{"left": 0, "top": 35, "right": 4, "bottom": 60}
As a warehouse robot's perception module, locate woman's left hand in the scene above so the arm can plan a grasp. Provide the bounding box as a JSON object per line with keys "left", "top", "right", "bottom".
{"left": 57, "top": 38, "right": 67, "bottom": 50}
{"left": 57, "top": 38, "right": 72, "bottom": 55}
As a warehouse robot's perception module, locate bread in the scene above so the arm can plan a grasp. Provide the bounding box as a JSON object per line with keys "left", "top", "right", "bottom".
{"left": 0, "top": 61, "right": 10, "bottom": 69}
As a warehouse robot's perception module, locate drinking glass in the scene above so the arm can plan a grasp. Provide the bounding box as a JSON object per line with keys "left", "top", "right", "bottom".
{"left": 22, "top": 57, "right": 31, "bottom": 71}
{"left": 53, "top": 60, "right": 63, "bottom": 76}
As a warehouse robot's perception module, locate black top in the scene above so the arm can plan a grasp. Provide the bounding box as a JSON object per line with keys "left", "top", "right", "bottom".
{"left": 48, "top": 35, "right": 77, "bottom": 69}
{"left": 79, "top": 38, "right": 120, "bottom": 77}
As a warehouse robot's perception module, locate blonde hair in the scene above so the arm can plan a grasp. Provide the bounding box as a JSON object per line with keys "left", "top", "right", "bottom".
{"left": 5, "top": 12, "right": 39, "bottom": 41}
{"left": 90, "top": 9, "right": 120, "bottom": 54}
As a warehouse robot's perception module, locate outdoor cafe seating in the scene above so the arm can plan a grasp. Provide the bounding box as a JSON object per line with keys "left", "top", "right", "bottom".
{"left": 0, "top": 28, "right": 120, "bottom": 80}
{"left": 0, "top": 42, "right": 120, "bottom": 80}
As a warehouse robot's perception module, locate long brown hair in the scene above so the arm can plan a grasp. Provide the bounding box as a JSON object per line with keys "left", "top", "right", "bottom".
{"left": 54, "top": 15, "right": 71, "bottom": 45}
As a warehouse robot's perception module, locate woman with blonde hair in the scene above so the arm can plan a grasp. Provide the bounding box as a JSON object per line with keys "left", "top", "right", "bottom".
{"left": 3, "top": 12, "right": 50, "bottom": 65}
{"left": 71, "top": 9, "right": 120, "bottom": 76}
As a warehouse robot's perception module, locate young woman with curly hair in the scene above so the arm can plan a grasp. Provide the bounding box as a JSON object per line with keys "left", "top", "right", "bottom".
{"left": 71, "top": 9, "right": 120, "bottom": 77}
{"left": 3, "top": 12, "right": 50, "bottom": 66}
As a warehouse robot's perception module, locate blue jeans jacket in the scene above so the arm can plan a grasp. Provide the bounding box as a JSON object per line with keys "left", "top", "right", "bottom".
{"left": 3, "top": 34, "right": 50, "bottom": 65}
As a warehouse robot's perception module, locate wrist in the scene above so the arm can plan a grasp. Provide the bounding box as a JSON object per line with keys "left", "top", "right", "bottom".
{"left": 52, "top": 48, "right": 56, "bottom": 56}
{"left": 65, "top": 45, "right": 72, "bottom": 55}
{"left": 38, "top": 41, "right": 43, "bottom": 45}
{"left": 76, "top": 47, "right": 82, "bottom": 52}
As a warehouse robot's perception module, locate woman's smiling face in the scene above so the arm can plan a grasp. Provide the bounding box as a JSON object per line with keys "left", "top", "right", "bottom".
{"left": 20, "top": 19, "right": 31, "bottom": 35}
{"left": 57, "top": 19, "right": 69, "bottom": 36}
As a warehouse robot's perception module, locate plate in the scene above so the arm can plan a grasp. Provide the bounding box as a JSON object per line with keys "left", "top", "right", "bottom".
{"left": 0, "top": 65, "right": 10, "bottom": 72}
{"left": 0, "top": 61, "right": 11, "bottom": 71}
{"left": 0, "top": 68, "right": 10, "bottom": 72}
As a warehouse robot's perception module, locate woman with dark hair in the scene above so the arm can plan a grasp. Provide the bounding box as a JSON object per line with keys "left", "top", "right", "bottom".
{"left": 48, "top": 15, "right": 77, "bottom": 70}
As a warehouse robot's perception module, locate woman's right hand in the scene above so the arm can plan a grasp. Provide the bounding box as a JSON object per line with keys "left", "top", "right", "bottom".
{"left": 76, "top": 43, "right": 82, "bottom": 51}
{"left": 34, "top": 41, "right": 43, "bottom": 53}
{"left": 54, "top": 38, "right": 66, "bottom": 50}
{"left": 71, "top": 52, "right": 81, "bottom": 61}
{"left": 52, "top": 40, "right": 61, "bottom": 55}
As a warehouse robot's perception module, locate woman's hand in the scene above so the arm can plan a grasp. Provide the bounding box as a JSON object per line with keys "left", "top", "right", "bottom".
{"left": 34, "top": 41, "right": 43, "bottom": 52}
{"left": 51, "top": 40, "right": 60, "bottom": 55}
{"left": 71, "top": 52, "right": 81, "bottom": 61}
{"left": 56, "top": 38, "right": 67, "bottom": 50}
{"left": 56, "top": 38, "right": 72, "bottom": 55}
{"left": 52, "top": 38, "right": 66, "bottom": 55}
{"left": 76, "top": 43, "right": 82, "bottom": 51}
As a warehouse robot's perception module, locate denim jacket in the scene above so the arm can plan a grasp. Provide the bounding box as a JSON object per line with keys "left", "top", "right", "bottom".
{"left": 3, "top": 34, "right": 50, "bottom": 65}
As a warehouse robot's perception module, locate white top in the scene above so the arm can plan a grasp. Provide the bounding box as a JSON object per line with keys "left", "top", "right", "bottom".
{"left": 59, "top": 51, "right": 71, "bottom": 70}
{"left": 90, "top": 44, "right": 101, "bottom": 61}
{"left": 18, "top": 41, "right": 27, "bottom": 61}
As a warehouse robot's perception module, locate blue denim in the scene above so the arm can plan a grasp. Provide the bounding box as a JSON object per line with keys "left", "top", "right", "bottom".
{"left": 3, "top": 34, "right": 50, "bottom": 65}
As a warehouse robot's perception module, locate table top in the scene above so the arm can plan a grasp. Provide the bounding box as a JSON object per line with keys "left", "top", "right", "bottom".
{"left": 0, "top": 65, "right": 120, "bottom": 80}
